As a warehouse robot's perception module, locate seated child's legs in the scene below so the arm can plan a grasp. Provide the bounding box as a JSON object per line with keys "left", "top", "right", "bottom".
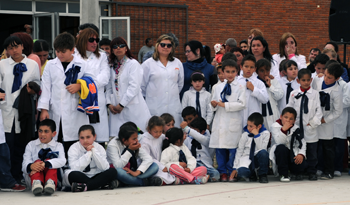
{"left": 254, "top": 150, "right": 269, "bottom": 176}
{"left": 169, "top": 164, "right": 194, "bottom": 183}
{"left": 321, "top": 139, "right": 335, "bottom": 175}
{"left": 136, "top": 162, "right": 158, "bottom": 179}
{"left": 191, "top": 166, "right": 207, "bottom": 177}
{"left": 306, "top": 142, "right": 318, "bottom": 174}
{"left": 44, "top": 168, "right": 58, "bottom": 187}
{"left": 274, "top": 144, "right": 290, "bottom": 177}
{"left": 0, "top": 143, "right": 17, "bottom": 188}
{"left": 225, "top": 149, "right": 237, "bottom": 174}
{"left": 69, "top": 168, "right": 117, "bottom": 191}
{"left": 237, "top": 167, "right": 251, "bottom": 179}
{"left": 289, "top": 157, "right": 307, "bottom": 175}
{"left": 215, "top": 149, "right": 228, "bottom": 174}
{"left": 197, "top": 161, "right": 220, "bottom": 181}
{"left": 116, "top": 168, "right": 143, "bottom": 186}
{"left": 334, "top": 138, "right": 346, "bottom": 172}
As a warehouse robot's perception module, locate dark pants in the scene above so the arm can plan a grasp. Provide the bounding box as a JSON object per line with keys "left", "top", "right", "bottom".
{"left": 0, "top": 143, "right": 17, "bottom": 188}
{"left": 306, "top": 142, "right": 318, "bottom": 175}
{"left": 237, "top": 150, "right": 269, "bottom": 179}
{"left": 68, "top": 168, "right": 117, "bottom": 191}
{"left": 317, "top": 139, "right": 335, "bottom": 176}
{"left": 275, "top": 144, "right": 307, "bottom": 177}
{"left": 334, "top": 138, "right": 346, "bottom": 172}
{"left": 57, "top": 120, "right": 77, "bottom": 159}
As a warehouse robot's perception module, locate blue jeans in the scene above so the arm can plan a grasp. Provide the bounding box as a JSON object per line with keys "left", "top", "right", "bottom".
{"left": 216, "top": 148, "right": 236, "bottom": 174}
{"left": 236, "top": 150, "right": 269, "bottom": 179}
{"left": 116, "top": 162, "right": 158, "bottom": 186}
{"left": 0, "top": 143, "right": 17, "bottom": 188}
{"left": 197, "top": 160, "right": 220, "bottom": 181}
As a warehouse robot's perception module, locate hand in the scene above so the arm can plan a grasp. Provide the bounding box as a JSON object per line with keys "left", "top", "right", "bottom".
{"left": 66, "top": 83, "right": 81, "bottom": 94}
{"left": 294, "top": 154, "right": 304, "bottom": 165}
{"left": 217, "top": 100, "right": 225, "bottom": 108}
{"left": 229, "top": 170, "right": 238, "bottom": 180}
{"left": 40, "top": 110, "right": 50, "bottom": 121}
{"left": 285, "top": 46, "right": 296, "bottom": 56}
{"left": 29, "top": 170, "right": 37, "bottom": 176}
{"left": 251, "top": 128, "right": 259, "bottom": 136}
{"left": 108, "top": 105, "right": 118, "bottom": 114}
{"left": 162, "top": 167, "right": 168, "bottom": 172}
{"left": 26, "top": 83, "right": 36, "bottom": 94}
{"left": 317, "top": 73, "right": 324, "bottom": 78}
{"left": 269, "top": 75, "right": 275, "bottom": 80}
{"left": 0, "top": 92, "right": 5, "bottom": 101}
{"left": 207, "top": 124, "right": 210, "bottom": 130}
{"left": 123, "top": 167, "right": 141, "bottom": 177}
{"left": 115, "top": 104, "right": 124, "bottom": 113}
{"left": 307, "top": 123, "right": 310, "bottom": 126}
{"left": 321, "top": 118, "right": 326, "bottom": 124}
{"left": 184, "top": 168, "right": 191, "bottom": 173}
{"left": 246, "top": 81, "right": 254, "bottom": 91}
{"left": 128, "top": 141, "right": 141, "bottom": 151}
{"left": 211, "top": 100, "right": 218, "bottom": 108}
{"left": 179, "top": 162, "right": 187, "bottom": 168}
{"left": 282, "top": 121, "right": 293, "bottom": 131}
{"left": 86, "top": 145, "right": 94, "bottom": 151}
{"left": 180, "top": 121, "right": 188, "bottom": 129}
{"left": 265, "top": 76, "right": 271, "bottom": 87}
{"left": 30, "top": 161, "right": 45, "bottom": 172}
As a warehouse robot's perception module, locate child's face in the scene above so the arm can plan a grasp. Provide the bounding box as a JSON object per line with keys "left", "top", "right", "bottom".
{"left": 217, "top": 68, "right": 225, "bottom": 82}
{"left": 174, "top": 133, "right": 186, "bottom": 146}
{"left": 184, "top": 114, "right": 197, "bottom": 124}
{"left": 218, "top": 47, "right": 225, "bottom": 54}
{"left": 246, "top": 120, "right": 261, "bottom": 134}
{"left": 241, "top": 60, "right": 256, "bottom": 78}
{"left": 191, "top": 80, "right": 205, "bottom": 91}
{"left": 56, "top": 48, "right": 74, "bottom": 63}
{"left": 297, "top": 74, "right": 312, "bottom": 90}
{"left": 79, "top": 130, "right": 96, "bottom": 149}
{"left": 38, "top": 125, "right": 56, "bottom": 144}
{"left": 257, "top": 66, "right": 271, "bottom": 80}
{"left": 280, "top": 112, "right": 296, "bottom": 126}
{"left": 240, "top": 42, "right": 248, "bottom": 51}
{"left": 34, "top": 51, "right": 49, "bottom": 66}
{"left": 122, "top": 133, "right": 139, "bottom": 147}
{"left": 7, "top": 43, "right": 23, "bottom": 61}
{"left": 324, "top": 69, "right": 338, "bottom": 85}
{"left": 164, "top": 120, "right": 174, "bottom": 133}
{"left": 149, "top": 125, "right": 163, "bottom": 139}
{"left": 286, "top": 65, "right": 298, "bottom": 81}
{"left": 315, "top": 63, "right": 326, "bottom": 75}
{"left": 100, "top": 45, "right": 111, "bottom": 56}
{"left": 224, "top": 66, "right": 238, "bottom": 83}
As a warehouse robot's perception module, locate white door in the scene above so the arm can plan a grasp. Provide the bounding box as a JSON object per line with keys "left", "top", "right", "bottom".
{"left": 100, "top": 16, "right": 130, "bottom": 46}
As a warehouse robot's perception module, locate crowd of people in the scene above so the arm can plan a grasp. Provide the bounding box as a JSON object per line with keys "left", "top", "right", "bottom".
{"left": 0, "top": 24, "right": 349, "bottom": 197}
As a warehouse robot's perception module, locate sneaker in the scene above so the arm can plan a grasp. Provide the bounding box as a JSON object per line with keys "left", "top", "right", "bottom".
{"left": 258, "top": 175, "right": 268, "bottom": 183}
{"left": 173, "top": 177, "right": 181, "bottom": 185}
{"left": 249, "top": 174, "right": 258, "bottom": 182}
{"left": 0, "top": 184, "right": 26, "bottom": 192}
{"left": 334, "top": 171, "right": 342, "bottom": 177}
{"left": 44, "top": 179, "right": 55, "bottom": 195}
{"left": 295, "top": 175, "right": 303, "bottom": 181}
{"left": 193, "top": 175, "right": 209, "bottom": 184}
{"left": 32, "top": 180, "right": 43, "bottom": 196}
{"left": 316, "top": 170, "right": 323, "bottom": 176}
{"left": 229, "top": 177, "right": 238, "bottom": 182}
{"left": 280, "top": 175, "right": 290, "bottom": 182}
{"left": 109, "top": 179, "right": 120, "bottom": 189}
{"left": 71, "top": 182, "right": 87, "bottom": 192}
{"left": 308, "top": 174, "right": 318, "bottom": 181}
{"left": 145, "top": 177, "right": 163, "bottom": 186}
{"left": 220, "top": 173, "right": 228, "bottom": 182}
{"left": 320, "top": 173, "right": 333, "bottom": 180}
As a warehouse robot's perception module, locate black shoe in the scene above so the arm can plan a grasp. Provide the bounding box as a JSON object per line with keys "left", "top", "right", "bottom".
{"left": 249, "top": 174, "right": 258, "bottom": 182}
{"left": 295, "top": 175, "right": 303, "bottom": 180}
{"left": 320, "top": 173, "right": 333, "bottom": 180}
{"left": 71, "top": 183, "right": 87, "bottom": 192}
{"left": 101, "top": 179, "right": 119, "bottom": 190}
{"left": 258, "top": 175, "right": 268, "bottom": 183}
{"left": 308, "top": 174, "right": 318, "bottom": 181}
{"left": 143, "top": 177, "right": 163, "bottom": 186}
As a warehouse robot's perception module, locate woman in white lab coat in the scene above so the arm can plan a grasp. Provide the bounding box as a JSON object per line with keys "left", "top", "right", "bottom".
{"left": 141, "top": 34, "right": 184, "bottom": 127}
{"left": 75, "top": 28, "right": 110, "bottom": 143}
{"left": 106, "top": 37, "right": 151, "bottom": 136}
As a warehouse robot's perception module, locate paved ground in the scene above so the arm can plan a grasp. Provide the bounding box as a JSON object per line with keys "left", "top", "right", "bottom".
{"left": 2, "top": 175, "right": 350, "bottom": 205}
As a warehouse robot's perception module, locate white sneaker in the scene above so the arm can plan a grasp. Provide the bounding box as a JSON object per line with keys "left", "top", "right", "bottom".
{"left": 32, "top": 180, "right": 43, "bottom": 196}
{"left": 280, "top": 176, "right": 290, "bottom": 182}
{"left": 334, "top": 171, "right": 342, "bottom": 177}
{"left": 316, "top": 170, "right": 323, "bottom": 176}
{"left": 44, "top": 179, "right": 55, "bottom": 195}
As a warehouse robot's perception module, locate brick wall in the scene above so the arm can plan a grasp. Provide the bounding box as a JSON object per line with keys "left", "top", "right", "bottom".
{"left": 112, "top": 0, "right": 350, "bottom": 65}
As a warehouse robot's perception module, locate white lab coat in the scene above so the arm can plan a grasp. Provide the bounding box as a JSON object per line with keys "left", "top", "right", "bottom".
{"left": 22, "top": 138, "right": 66, "bottom": 187}
{"left": 312, "top": 76, "right": 343, "bottom": 140}
{"left": 233, "top": 128, "right": 270, "bottom": 169}
{"left": 0, "top": 55, "right": 40, "bottom": 133}
{"left": 262, "top": 78, "right": 284, "bottom": 131}
{"left": 287, "top": 87, "right": 322, "bottom": 143}
{"left": 139, "top": 132, "right": 175, "bottom": 184}
{"left": 160, "top": 143, "right": 197, "bottom": 172}
{"left": 182, "top": 87, "right": 213, "bottom": 125}
{"left": 277, "top": 76, "right": 300, "bottom": 114}
{"left": 269, "top": 122, "right": 306, "bottom": 176}
{"left": 106, "top": 137, "right": 154, "bottom": 173}
{"left": 334, "top": 78, "right": 350, "bottom": 139}
{"left": 75, "top": 51, "right": 110, "bottom": 142}
{"left": 105, "top": 58, "right": 151, "bottom": 135}
{"left": 209, "top": 79, "right": 246, "bottom": 149}
{"left": 237, "top": 75, "right": 269, "bottom": 127}
{"left": 141, "top": 57, "right": 184, "bottom": 127}
{"left": 272, "top": 54, "right": 307, "bottom": 70}
{"left": 37, "top": 56, "right": 90, "bottom": 142}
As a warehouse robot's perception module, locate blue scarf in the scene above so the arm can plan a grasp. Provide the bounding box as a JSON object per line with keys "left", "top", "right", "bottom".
{"left": 321, "top": 81, "right": 336, "bottom": 90}
{"left": 179, "top": 150, "right": 187, "bottom": 164}
{"left": 64, "top": 64, "right": 81, "bottom": 86}
{"left": 12, "top": 63, "right": 27, "bottom": 93}
{"left": 38, "top": 148, "right": 59, "bottom": 161}
{"left": 220, "top": 83, "right": 231, "bottom": 102}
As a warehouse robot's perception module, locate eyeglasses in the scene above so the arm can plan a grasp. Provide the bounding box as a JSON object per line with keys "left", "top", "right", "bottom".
{"left": 88, "top": 37, "right": 100, "bottom": 43}
{"left": 160, "top": 43, "right": 172, "bottom": 48}
{"left": 112, "top": 44, "right": 126, "bottom": 49}
{"left": 185, "top": 50, "right": 192, "bottom": 54}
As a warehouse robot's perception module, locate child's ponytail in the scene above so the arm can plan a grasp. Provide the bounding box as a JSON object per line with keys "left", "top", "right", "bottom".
{"left": 162, "top": 127, "right": 184, "bottom": 151}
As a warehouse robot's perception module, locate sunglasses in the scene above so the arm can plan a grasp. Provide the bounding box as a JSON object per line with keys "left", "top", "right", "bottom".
{"left": 88, "top": 37, "right": 100, "bottom": 43}
{"left": 160, "top": 43, "right": 172, "bottom": 48}
{"left": 112, "top": 44, "right": 127, "bottom": 49}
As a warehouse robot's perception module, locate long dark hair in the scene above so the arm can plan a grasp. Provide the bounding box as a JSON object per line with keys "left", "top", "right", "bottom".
{"left": 162, "top": 128, "right": 184, "bottom": 151}
{"left": 249, "top": 36, "right": 274, "bottom": 65}
{"left": 109, "top": 37, "right": 135, "bottom": 64}
{"left": 184, "top": 40, "right": 205, "bottom": 61}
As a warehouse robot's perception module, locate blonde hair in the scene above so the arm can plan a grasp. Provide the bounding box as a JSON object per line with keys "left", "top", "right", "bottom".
{"left": 279, "top": 32, "right": 299, "bottom": 58}
{"left": 322, "top": 48, "right": 337, "bottom": 60}
{"left": 249, "top": 28, "right": 263, "bottom": 37}
{"left": 152, "top": 34, "right": 175, "bottom": 61}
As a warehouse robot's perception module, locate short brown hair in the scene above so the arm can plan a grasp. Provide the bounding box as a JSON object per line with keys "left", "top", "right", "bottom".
{"left": 249, "top": 28, "right": 263, "bottom": 38}
{"left": 153, "top": 34, "right": 175, "bottom": 62}
{"left": 279, "top": 32, "right": 299, "bottom": 58}
{"left": 11, "top": 32, "right": 33, "bottom": 56}
{"left": 76, "top": 28, "right": 100, "bottom": 59}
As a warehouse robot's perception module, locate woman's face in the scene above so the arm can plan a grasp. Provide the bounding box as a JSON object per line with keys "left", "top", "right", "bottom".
{"left": 112, "top": 42, "right": 127, "bottom": 59}
{"left": 34, "top": 50, "right": 49, "bottom": 66}
{"left": 251, "top": 40, "right": 265, "bottom": 57}
{"left": 87, "top": 35, "right": 98, "bottom": 52}
{"left": 284, "top": 37, "right": 296, "bottom": 54}
{"left": 185, "top": 45, "right": 199, "bottom": 61}
{"left": 234, "top": 51, "right": 243, "bottom": 66}
{"left": 157, "top": 40, "right": 172, "bottom": 57}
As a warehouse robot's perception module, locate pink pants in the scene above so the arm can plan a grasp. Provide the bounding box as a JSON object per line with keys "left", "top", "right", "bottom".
{"left": 169, "top": 164, "right": 207, "bottom": 183}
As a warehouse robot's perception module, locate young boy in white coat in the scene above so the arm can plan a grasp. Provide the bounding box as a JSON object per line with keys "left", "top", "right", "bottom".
{"left": 270, "top": 107, "right": 307, "bottom": 182}
{"left": 237, "top": 54, "right": 269, "bottom": 127}
{"left": 287, "top": 69, "right": 322, "bottom": 180}
{"left": 255, "top": 59, "right": 284, "bottom": 131}
{"left": 0, "top": 36, "right": 40, "bottom": 183}
{"left": 181, "top": 117, "right": 220, "bottom": 182}
{"left": 210, "top": 59, "right": 246, "bottom": 182}
{"left": 312, "top": 62, "right": 343, "bottom": 179}
{"left": 230, "top": 113, "right": 270, "bottom": 183}
{"left": 22, "top": 119, "right": 66, "bottom": 196}
{"left": 38, "top": 32, "right": 91, "bottom": 158}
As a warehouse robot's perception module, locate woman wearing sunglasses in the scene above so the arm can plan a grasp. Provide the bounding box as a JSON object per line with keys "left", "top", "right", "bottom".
{"left": 141, "top": 34, "right": 184, "bottom": 127}
{"left": 75, "top": 28, "right": 111, "bottom": 144}
{"left": 106, "top": 37, "right": 151, "bottom": 134}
